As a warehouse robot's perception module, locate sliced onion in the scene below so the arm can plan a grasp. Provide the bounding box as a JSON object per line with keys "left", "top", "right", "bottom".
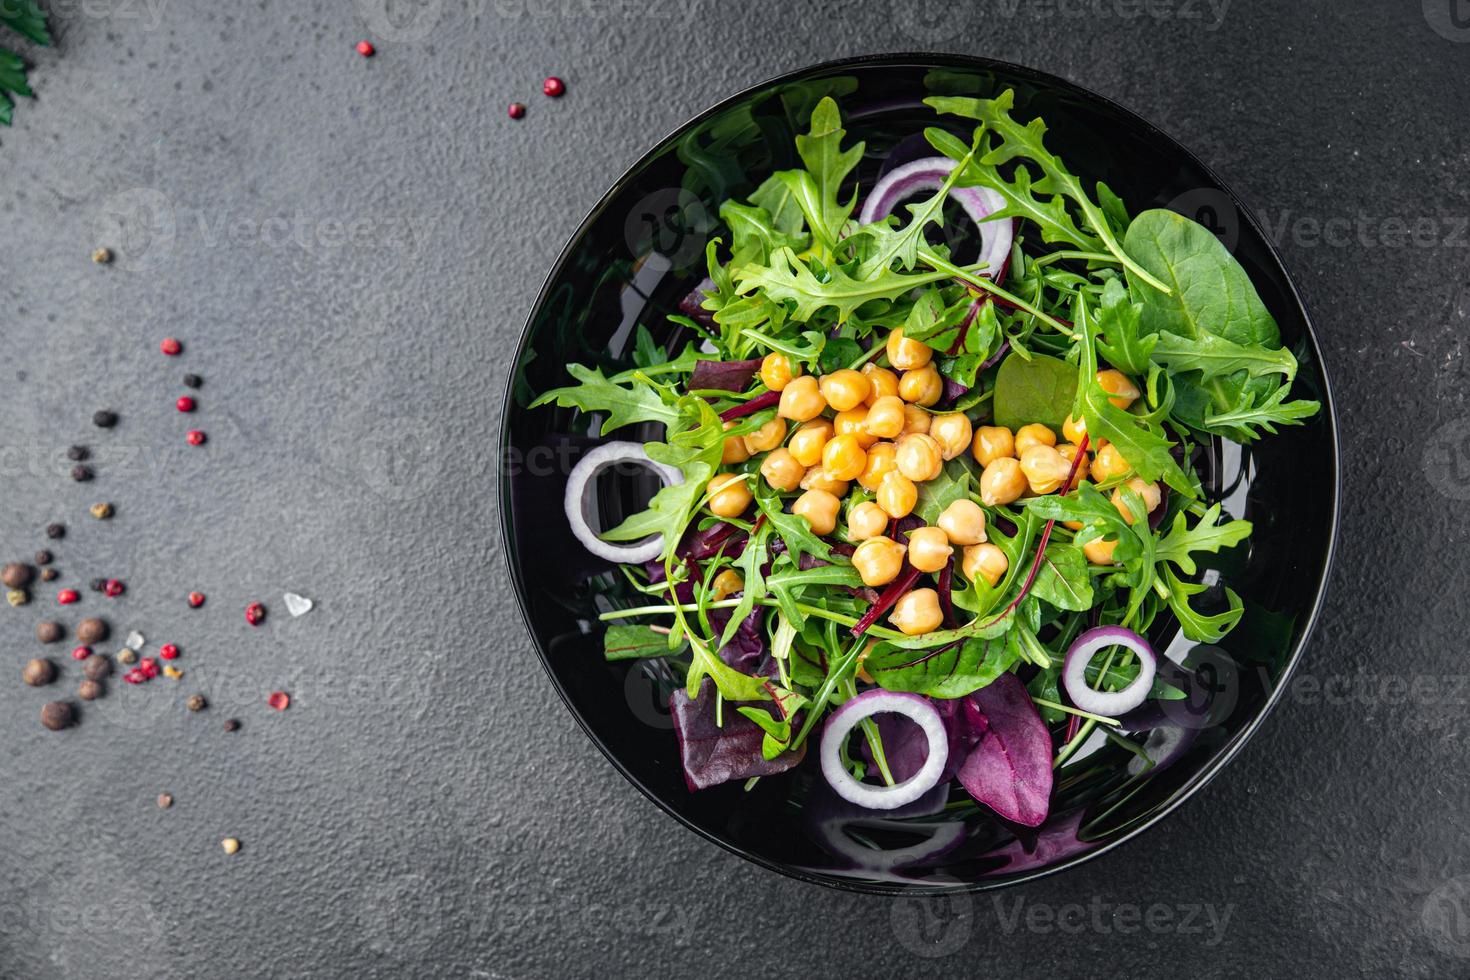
{"left": 858, "top": 157, "right": 1013, "bottom": 279}
{"left": 820, "top": 690, "right": 948, "bottom": 811}
{"left": 1062, "top": 626, "right": 1157, "bottom": 718}
{"left": 564, "top": 442, "right": 682, "bottom": 564}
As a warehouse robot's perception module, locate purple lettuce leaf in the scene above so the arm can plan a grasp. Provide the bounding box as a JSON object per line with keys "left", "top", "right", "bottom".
{"left": 677, "top": 278, "right": 717, "bottom": 328}
{"left": 705, "top": 604, "right": 767, "bottom": 674}
{"left": 955, "top": 672, "right": 1054, "bottom": 827}
{"left": 670, "top": 680, "right": 804, "bottom": 792}
{"left": 688, "top": 357, "right": 764, "bottom": 393}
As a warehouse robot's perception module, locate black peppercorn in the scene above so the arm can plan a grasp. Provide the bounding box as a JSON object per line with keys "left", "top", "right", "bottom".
{"left": 76, "top": 617, "right": 109, "bottom": 645}
{"left": 70, "top": 465, "right": 93, "bottom": 482}
{"left": 92, "top": 410, "right": 117, "bottom": 428}
{"left": 78, "top": 680, "right": 103, "bottom": 701}
{"left": 83, "top": 654, "right": 113, "bottom": 681}
{"left": 35, "top": 549, "right": 53, "bottom": 565}
{"left": 66, "top": 446, "right": 89, "bottom": 461}
{"left": 23, "top": 658, "right": 56, "bottom": 686}
{"left": 223, "top": 719, "right": 240, "bottom": 732}
{"left": 45, "top": 523, "right": 65, "bottom": 540}
{"left": 40, "top": 701, "right": 75, "bottom": 731}
{"left": 186, "top": 694, "right": 207, "bottom": 712}
{"left": 36, "top": 621, "right": 64, "bottom": 644}
{"left": 40, "top": 568, "right": 57, "bottom": 582}
{"left": 1, "top": 562, "right": 31, "bottom": 589}
{"left": 183, "top": 373, "right": 202, "bottom": 388}
{"left": 89, "top": 577, "right": 106, "bottom": 592}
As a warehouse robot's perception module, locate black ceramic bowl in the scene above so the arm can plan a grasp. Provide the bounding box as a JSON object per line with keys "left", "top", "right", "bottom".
{"left": 500, "top": 54, "right": 1338, "bottom": 893}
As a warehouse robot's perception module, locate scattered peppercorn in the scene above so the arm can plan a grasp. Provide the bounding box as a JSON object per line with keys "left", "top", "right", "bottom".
{"left": 89, "top": 578, "right": 106, "bottom": 592}
{"left": 176, "top": 396, "right": 196, "bottom": 413}
{"left": 188, "top": 591, "right": 206, "bottom": 608}
{"left": 35, "top": 550, "right": 53, "bottom": 565}
{"left": 139, "top": 657, "right": 160, "bottom": 679}
{"left": 221, "top": 838, "right": 240, "bottom": 855}
{"left": 72, "top": 646, "right": 92, "bottom": 661}
{"left": 159, "top": 643, "right": 179, "bottom": 661}
{"left": 186, "top": 694, "right": 207, "bottom": 712}
{"left": 66, "top": 446, "right": 89, "bottom": 461}
{"left": 23, "top": 658, "right": 56, "bottom": 686}
{"left": 70, "top": 465, "right": 93, "bottom": 482}
{"left": 78, "top": 679, "right": 103, "bottom": 701}
{"left": 268, "top": 691, "right": 290, "bottom": 711}
{"left": 92, "top": 410, "right": 117, "bottom": 428}
{"left": 104, "top": 579, "right": 125, "bottom": 597}
{"left": 186, "top": 430, "right": 206, "bottom": 446}
{"left": 160, "top": 338, "right": 182, "bottom": 356}
{"left": 508, "top": 102, "right": 526, "bottom": 119}
{"left": 90, "top": 502, "right": 114, "bottom": 519}
{"left": 83, "top": 655, "right": 112, "bottom": 681}
{"left": 542, "top": 75, "right": 565, "bottom": 97}
{"left": 45, "top": 523, "right": 65, "bottom": 540}
{"left": 91, "top": 247, "right": 113, "bottom": 264}
{"left": 5, "top": 589, "right": 27, "bottom": 607}
{"left": 356, "top": 40, "right": 375, "bottom": 56}
{"left": 163, "top": 665, "right": 183, "bottom": 680}
{"left": 40, "top": 568, "right": 58, "bottom": 582}
{"left": 41, "top": 701, "right": 75, "bottom": 731}
{"left": 157, "top": 793, "right": 173, "bottom": 809}
{"left": 57, "top": 588, "right": 80, "bottom": 605}
{"left": 1, "top": 562, "right": 31, "bottom": 588}
{"left": 223, "top": 719, "right": 240, "bottom": 732}
{"left": 76, "top": 617, "right": 109, "bottom": 644}
{"left": 124, "top": 668, "right": 144, "bottom": 684}
{"left": 245, "top": 602, "right": 266, "bottom": 626}
{"left": 36, "top": 621, "right": 63, "bottom": 644}
{"left": 117, "top": 648, "right": 137, "bottom": 665}
{"left": 183, "top": 373, "right": 202, "bottom": 388}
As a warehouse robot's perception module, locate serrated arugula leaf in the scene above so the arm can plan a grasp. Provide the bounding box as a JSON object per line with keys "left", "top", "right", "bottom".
{"left": 1204, "top": 384, "right": 1320, "bottom": 440}
{"left": 853, "top": 145, "right": 974, "bottom": 280}
{"left": 766, "top": 562, "right": 863, "bottom": 628}
{"left": 1095, "top": 278, "right": 1155, "bottom": 376}
{"left": 1150, "top": 330, "right": 1297, "bottom": 382}
{"left": 719, "top": 200, "right": 806, "bottom": 267}
{"left": 1161, "top": 567, "right": 1245, "bottom": 642}
{"left": 733, "top": 246, "right": 954, "bottom": 323}
{"left": 600, "top": 461, "right": 714, "bottom": 549}
{"left": 0, "top": 49, "right": 34, "bottom": 126}
{"left": 1, "top": 1, "right": 50, "bottom": 46}
{"left": 754, "top": 485, "right": 832, "bottom": 565}
{"left": 793, "top": 96, "right": 864, "bottom": 251}
{"left": 748, "top": 174, "right": 806, "bottom": 237}
{"left": 686, "top": 631, "right": 770, "bottom": 702}
{"left": 1154, "top": 503, "right": 1252, "bottom": 575}
{"left": 529, "top": 363, "right": 681, "bottom": 434}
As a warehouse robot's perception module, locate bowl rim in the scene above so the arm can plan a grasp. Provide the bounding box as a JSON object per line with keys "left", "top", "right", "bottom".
{"left": 497, "top": 51, "right": 1341, "bottom": 894}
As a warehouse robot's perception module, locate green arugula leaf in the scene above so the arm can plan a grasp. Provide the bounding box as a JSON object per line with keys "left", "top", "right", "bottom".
{"left": 1028, "top": 544, "right": 1094, "bottom": 612}
{"left": 1150, "top": 329, "right": 1297, "bottom": 382}
{"left": 1095, "top": 278, "right": 1156, "bottom": 377}
{"left": 767, "top": 562, "right": 864, "bottom": 627}
{"left": 686, "top": 632, "right": 770, "bottom": 702}
{"left": 992, "top": 351, "right": 1076, "bottom": 432}
{"left": 748, "top": 173, "right": 806, "bottom": 237}
{"left": 793, "top": 96, "right": 865, "bottom": 250}
{"left": 719, "top": 200, "right": 806, "bottom": 266}
{"left": 0, "top": 0, "right": 49, "bottom": 45}
{"left": 603, "top": 625, "right": 677, "bottom": 661}
{"left": 1203, "top": 384, "right": 1321, "bottom": 440}
{"left": 530, "top": 364, "right": 680, "bottom": 435}
{"left": 1154, "top": 503, "right": 1252, "bottom": 575}
{"left": 1161, "top": 566, "right": 1245, "bottom": 642}
{"left": 718, "top": 517, "right": 772, "bottom": 647}
{"left": 852, "top": 142, "right": 975, "bottom": 279}
{"left": 0, "top": 48, "right": 35, "bottom": 126}
{"left": 733, "top": 246, "right": 955, "bottom": 323}
{"left": 914, "top": 457, "right": 974, "bottom": 524}
{"left": 754, "top": 485, "right": 832, "bottom": 564}
{"left": 600, "top": 461, "right": 714, "bottom": 550}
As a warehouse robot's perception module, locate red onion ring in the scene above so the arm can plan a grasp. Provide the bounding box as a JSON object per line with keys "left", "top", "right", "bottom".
{"left": 858, "top": 157, "right": 1012, "bottom": 279}
{"left": 564, "top": 442, "right": 683, "bottom": 564}
{"left": 1062, "top": 626, "right": 1157, "bottom": 717}
{"left": 820, "top": 690, "right": 949, "bottom": 810}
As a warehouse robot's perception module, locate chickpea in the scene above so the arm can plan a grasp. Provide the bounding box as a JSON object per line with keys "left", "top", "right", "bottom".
{"left": 899, "top": 364, "right": 943, "bottom": 407}
{"left": 778, "top": 374, "right": 827, "bottom": 422}
{"left": 1014, "top": 423, "right": 1057, "bottom": 455}
{"left": 848, "top": 501, "right": 889, "bottom": 541}
{"left": 862, "top": 364, "right": 900, "bottom": 405}
{"left": 962, "top": 543, "right": 1009, "bottom": 587}
{"left": 1096, "top": 368, "right": 1141, "bottom": 410}
{"left": 760, "top": 448, "right": 805, "bottom": 492}
{"left": 1082, "top": 537, "right": 1119, "bottom": 565}
{"left": 1062, "top": 412, "right": 1088, "bottom": 445}
{"left": 907, "top": 526, "right": 953, "bottom": 573}
{"left": 834, "top": 407, "right": 878, "bottom": 449}
{"left": 819, "top": 369, "right": 871, "bottom": 413}
{"left": 896, "top": 433, "right": 944, "bottom": 483}
{"left": 789, "top": 419, "right": 834, "bottom": 468}
{"left": 710, "top": 569, "right": 745, "bottom": 601}
{"left": 886, "top": 327, "right": 933, "bottom": 371}
{"left": 857, "top": 441, "right": 898, "bottom": 491}
{"left": 760, "top": 352, "right": 800, "bottom": 392}
{"left": 800, "top": 467, "right": 850, "bottom": 497}
{"left": 901, "top": 404, "right": 931, "bottom": 435}
{"left": 852, "top": 535, "right": 906, "bottom": 586}
{"left": 1090, "top": 443, "right": 1132, "bottom": 483}
{"left": 929, "top": 413, "right": 972, "bottom": 461}
{"left": 791, "top": 488, "right": 841, "bottom": 535}
{"left": 1111, "top": 478, "right": 1162, "bottom": 524}
{"left": 822, "top": 433, "right": 868, "bottom": 482}
{"left": 743, "top": 416, "right": 787, "bottom": 453}
{"left": 721, "top": 421, "right": 751, "bottom": 465}
{"left": 937, "top": 499, "right": 987, "bottom": 546}
{"left": 865, "top": 395, "right": 906, "bottom": 439}
{"left": 1020, "top": 445, "right": 1073, "bottom": 495}
{"left": 876, "top": 471, "right": 918, "bottom": 519}
{"left": 891, "top": 588, "right": 944, "bottom": 636}
{"left": 707, "top": 473, "right": 752, "bottom": 518}
{"left": 971, "top": 425, "right": 1015, "bottom": 466}
{"left": 980, "top": 457, "right": 1027, "bottom": 506}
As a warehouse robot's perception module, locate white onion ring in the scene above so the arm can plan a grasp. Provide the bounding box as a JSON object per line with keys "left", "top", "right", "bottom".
{"left": 858, "top": 156, "right": 1013, "bottom": 279}
{"left": 1062, "top": 626, "right": 1157, "bottom": 717}
{"left": 564, "top": 442, "right": 682, "bottom": 564}
{"left": 820, "top": 690, "right": 948, "bottom": 811}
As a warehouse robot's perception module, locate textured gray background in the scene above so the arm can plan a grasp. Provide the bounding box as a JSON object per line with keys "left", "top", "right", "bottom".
{"left": 2, "top": 0, "right": 1469, "bottom": 977}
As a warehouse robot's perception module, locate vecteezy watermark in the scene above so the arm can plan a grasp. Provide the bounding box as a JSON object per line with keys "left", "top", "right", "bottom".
{"left": 894, "top": 0, "right": 1229, "bottom": 38}
{"left": 357, "top": 415, "right": 446, "bottom": 501}
{"left": 1422, "top": 418, "right": 1470, "bottom": 501}
{"left": 891, "top": 883, "right": 975, "bottom": 959}
{"left": 37, "top": 0, "right": 169, "bottom": 29}
{"left": 992, "top": 896, "right": 1234, "bottom": 945}
{"left": 888, "top": 0, "right": 977, "bottom": 42}
{"left": 624, "top": 188, "right": 714, "bottom": 271}
{"left": 1423, "top": 873, "right": 1470, "bottom": 957}
{"left": 1165, "top": 188, "right": 1241, "bottom": 253}
{"left": 1423, "top": 0, "right": 1470, "bottom": 41}
{"left": 356, "top": 0, "right": 699, "bottom": 40}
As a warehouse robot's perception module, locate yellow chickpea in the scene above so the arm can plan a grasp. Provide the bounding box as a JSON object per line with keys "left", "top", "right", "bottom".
{"left": 865, "top": 395, "right": 906, "bottom": 439}
{"left": 759, "top": 352, "right": 800, "bottom": 392}
{"left": 895, "top": 433, "right": 944, "bottom": 483}
{"left": 819, "top": 369, "right": 871, "bottom": 413}
{"left": 862, "top": 364, "right": 900, "bottom": 405}
{"left": 1111, "top": 478, "right": 1162, "bottom": 524}
{"left": 980, "top": 457, "right": 1027, "bottom": 506}
{"left": 891, "top": 588, "right": 944, "bottom": 635}
{"left": 899, "top": 364, "right": 943, "bottom": 407}
{"left": 1096, "top": 369, "right": 1141, "bottom": 410}
{"left": 833, "top": 407, "right": 879, "bottom": 449}
{"left": 710, "top": 569, "right": 745, "bottom": 601}
{"left": 928, "top": 413, "right": 972, "bottom": 461}
{"left": 937, "top": 499, "right": 987, "bottom": 546}
{"left": 876, "top": 471, "right": 918, "bottom": 519}
{"left": 778, "top": 374, "right": 827, "bottom": 422}
{"left": 1020, "top": 445, "right": 1073, "bottom": 495}
{"left": 886, "top": 328, "right": 933, "bottom": 371}
{"left": 971, "top": 425, "right": 1015, "bottom": 466}
{"left": 857, "top": 441, "right": 898, "bottom": 491}
{"left": 962, "top": 543, "right": 1009, "bottom": 587}
{"left": 760, "top": 448, "right": 805, "bottom": 492}
{"left": 721, "top": 421, "right": 751, "bottom": 465}
{"left": 788, "top": 419, "right": 834, "bottom": 468}
{"left": 901, "top": 404, "right": 931, "bottom": 436}
{"left": 1062, "top": 413, "right": 1088, "bottom": 445}
{"left": 907, "top": 526, "right": 953, "bottom": 573}
{"left": 847, "top": 501, "right": 889, "bottom": 541}
{"left": 791, "top": 488, "right": 841, "bottom": 535}
{"left": 822, "top": 433, "right": 868, "bottom": 482}
{"left": 1090, "top": 443, "right": 1132, "bottom": 483}
{"left": 707, "top": 474, "right": 752, "bottom": 518}
{"left": 743, "top": 416, "right": 787, "bottom": 453}
{"left": 800, "top": 467, "right": 850, "bottom": 497}
{"left": 852, "top": 536, "right": 906, "bottom": 586}
{"left": 1082, "top": 537, "right": 1119, "bottom": 565}
{"left": 1014, "top": 423, "right": 1057, "bottom": 455}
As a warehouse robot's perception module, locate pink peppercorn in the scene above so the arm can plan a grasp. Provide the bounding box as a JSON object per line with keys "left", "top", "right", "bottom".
{"left": 186, "top": 430, "right": 207, "bottom": 446}
{"left": 245, "top": 602, "right": 266, "bottom": 626}
{"left": 268, "top": 691, "right": 290, "bottom": 711}
{"left": 159, "top": 644, "right": 179, "bottom": 661}
{"left": 72, "top": 646, "right": 92, "bottom": 661}
{"left": 104, "top": 579, "right": 125, "bottom": 597}
{"left": 188, "top": 591, "right": 206, "bottom": 608}
{"left": 542, "top": 76, "right": 565, "bottom": 97}
{"left": 160, "top": 338, "right": 182, "bottom": 356}
{"left": 57, "top": 589, "right": 80, "bottom": 605}
{"left": 177, "top": 396, "right": 196, "bottom": 413}
{"left": 508, "top": 102, "right": 526, "bottom": 119}
{"left": 356, "top": 40, "right": 375, "bottom": 57}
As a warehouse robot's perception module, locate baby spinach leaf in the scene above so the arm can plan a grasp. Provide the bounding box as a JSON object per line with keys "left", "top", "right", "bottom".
{"left": 914, "top": 457, "right": 975, "bottom": 524}
{"left": 992, "top": 351, "right": 1076, "bottom": 431}
{"left": 866, "top": 632, "right": 1021, "bottom": 699}
{"left": 1028, "top": 544, "right": 1094, "bottom": 612}
{"left": 603, "top": 625, "right": 676, "bottom": 661}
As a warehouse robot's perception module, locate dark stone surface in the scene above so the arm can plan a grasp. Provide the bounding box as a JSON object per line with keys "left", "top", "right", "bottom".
{"left": 1, "top": 0, "right": 1466, "bottom": 977}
